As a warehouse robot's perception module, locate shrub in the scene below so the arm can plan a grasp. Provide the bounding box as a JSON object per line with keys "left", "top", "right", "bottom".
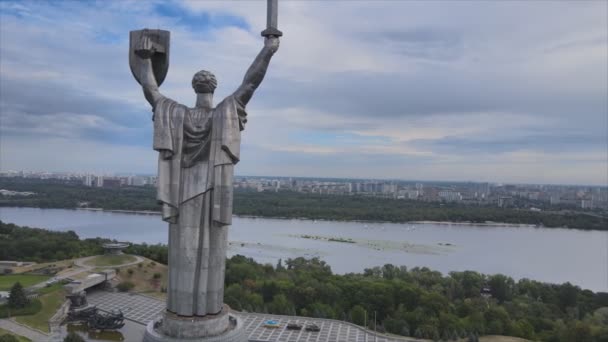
{"left": 0, "top": 298, "right": 42, "bottom": 318}
{"left": 64, "top": 332, "right": 85, "bottom": 342}
{"left": 127, "top": 269, "right": 134, "bottom": 276}
{"left": 0, "top": 334, "right": 19, "bottom": 342}
{"left": 116, "top": 281, "right": 135, "bottom": 292}
{"left": 153, "top": 272, "right": 162, "bottom": 280}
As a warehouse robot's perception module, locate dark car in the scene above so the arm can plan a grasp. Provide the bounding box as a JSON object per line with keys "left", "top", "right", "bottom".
{"left": 305, "top": 324, "right": 320, "bottom": 332}
{"left": 287, "top": 323, "right": 302, "bottom": 330}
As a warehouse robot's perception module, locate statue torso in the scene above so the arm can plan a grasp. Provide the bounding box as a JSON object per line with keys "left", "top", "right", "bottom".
{"left": 183, "top": 107, "right": 214, "bottom": 168}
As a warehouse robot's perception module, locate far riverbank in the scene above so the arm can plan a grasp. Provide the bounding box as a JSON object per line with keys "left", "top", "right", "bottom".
{"left": 76, "top": 207, "right": 541, "bottom": 228}
{"left": 0, "top": 179, "right": 605, "bottom": 230}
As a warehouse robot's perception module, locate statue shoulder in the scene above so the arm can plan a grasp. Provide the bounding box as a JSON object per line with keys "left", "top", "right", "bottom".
{"left": 155, "top": 96, "right": 188, "bottom": 111}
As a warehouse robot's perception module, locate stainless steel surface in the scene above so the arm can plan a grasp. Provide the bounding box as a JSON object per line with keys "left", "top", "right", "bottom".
{"left": 129, "top": 3, "right": 280, "bottom": 339}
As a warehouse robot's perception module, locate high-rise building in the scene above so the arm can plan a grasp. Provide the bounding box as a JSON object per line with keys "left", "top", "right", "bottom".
{"left": 439, "top": 191, "right": 462, "bottom": 202}
{"left": 83, "top": 174, "right": 93, "bottom": 187}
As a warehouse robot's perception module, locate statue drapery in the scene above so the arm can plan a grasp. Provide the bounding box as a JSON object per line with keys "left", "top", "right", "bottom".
{"left": 152, "top": 95, "right": 247, "bottom": 315}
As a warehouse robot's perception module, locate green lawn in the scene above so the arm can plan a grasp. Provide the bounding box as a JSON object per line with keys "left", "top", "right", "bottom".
{"left": 14, "top": 289, "right": 66, "bottom": 333}
{"left": 83, "top": 254, "right": 137, "bottom": 267}
{"left": 36, "top": 282, "right": 65, "bottom": 296}
{"left": 0, "top": 328, "right": 32, "bottom": 342}
{"left": 0, "top": 274, "right": 49, "bottom": 291}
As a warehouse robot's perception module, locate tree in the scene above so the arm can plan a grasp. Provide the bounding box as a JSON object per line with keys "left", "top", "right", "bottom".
{"left": 276, "top": 258, "right": 285, "bottom": 271}
{"left": 558, "top": 282, "right": 579, "bottom": 310}
{"left": 64, "top": 332, "right": 85, "bottom": 342}
{"left": 269, "top": 294, "right": 292, "bottom": 315}
{"left": 116, "top": 281, "right": 134, "bottom": 292}
{"left": 0, "top": 335, "right": 19, "bottom": 342}
{"left": 488, "top": 274, "right": 514, "bottom": 303}
{"left": 8, "top": 282, "right": 28, "bottom": 309}
{"left": 350, "top": 305, "right": 366, "bottom": 326}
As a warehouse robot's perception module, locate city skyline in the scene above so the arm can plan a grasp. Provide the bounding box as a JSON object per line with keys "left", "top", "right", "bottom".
{"left": 2, "top": 168, "right": 608, "bottom": 188}
{"left": 1, "top": 1, "right": 607, "bottom": 185}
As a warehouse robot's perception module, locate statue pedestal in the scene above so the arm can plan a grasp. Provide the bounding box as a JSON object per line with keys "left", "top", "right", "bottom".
{"left": 143, "top": 305, "right": 247, "bottom": 342}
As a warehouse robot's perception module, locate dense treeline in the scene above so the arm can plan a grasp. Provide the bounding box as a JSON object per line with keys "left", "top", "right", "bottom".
{"left": 0, "top": 218, "right": 168, "bottom": 265}
{"left": 0, "top": 221, "right": 105, "bottom": 262}
{"left": 0, "top": 178, "right": 158, "bottom": 211}
{"left": 0, "top": 178, "right": 605, "bottom": 230}
{"left": 234, "top": 191, "right": 607, "bottom": 230}
{"left": 223, "top": 256, "right": 608, "bottom": 341}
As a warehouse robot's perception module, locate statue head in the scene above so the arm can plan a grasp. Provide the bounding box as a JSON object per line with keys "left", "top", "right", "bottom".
{"left": 192, "top": 70, "right": 217, "bottom": 94}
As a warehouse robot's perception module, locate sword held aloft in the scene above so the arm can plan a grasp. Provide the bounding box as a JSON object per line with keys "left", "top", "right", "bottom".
{"left": 261, "top": 0, "right": 283, "bottom": 37}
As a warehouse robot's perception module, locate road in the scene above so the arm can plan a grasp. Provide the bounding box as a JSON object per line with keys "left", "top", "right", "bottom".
{"left": 0, "top": 318, "right": 49, "bottom": 341}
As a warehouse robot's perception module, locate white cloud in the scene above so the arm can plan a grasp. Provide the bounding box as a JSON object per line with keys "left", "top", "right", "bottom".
{"left": 0, "top": 0, "right": 606, "bottom": 184}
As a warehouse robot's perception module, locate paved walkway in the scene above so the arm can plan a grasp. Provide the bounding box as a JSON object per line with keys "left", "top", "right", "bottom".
{"left": 87, "top": 291, "right": 165, "bottom": 325}
{"left": 86, "top": 290, "right": 418, "bottom": 342}
{"left": 73, "top": 255, "right": 145, "bottom": 269}
{"left": 0, "top": 318, "right": 49, "bottom": 341}
{"left": 29, "top": 255, "right": 144, "bottom": 291}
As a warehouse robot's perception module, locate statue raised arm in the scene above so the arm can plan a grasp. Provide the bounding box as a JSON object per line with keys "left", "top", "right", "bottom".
{"left": 232, "top": 36, "right": 280, "bottom": 106}
{"left": 139, "top": 57, "right": 164, "bottom": 109}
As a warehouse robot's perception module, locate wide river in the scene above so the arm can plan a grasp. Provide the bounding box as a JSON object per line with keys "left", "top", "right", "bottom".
{"left": 0, "top": 207, "right": 606, "bottom": 292}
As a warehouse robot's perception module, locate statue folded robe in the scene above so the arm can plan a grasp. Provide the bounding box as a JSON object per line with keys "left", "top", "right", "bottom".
{"left": 153, "top": 95, "right": 246, "bottom": 316}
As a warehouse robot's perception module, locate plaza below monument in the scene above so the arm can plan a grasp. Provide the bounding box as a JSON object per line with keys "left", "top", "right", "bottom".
{"left": 143, "top": 305, "right": 247, "bottom": 342}
{"left": 88, "top": 290, "right": 408, "bottom": 342}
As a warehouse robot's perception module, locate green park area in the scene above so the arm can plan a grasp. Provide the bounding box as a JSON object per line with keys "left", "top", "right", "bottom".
{"left": 0, "top": 275, "right": 67, "bottom": 334}
{"left": 0, "top": 328, "right": 32, "bottom": 342}
{"left": 114, "top": 258, "right": 167, "bottom": 299}
{"left": 83, "top": 254, "right": 137, "bottom": 267}
{"left": 0, "top": 275, "right": 49, "bottom": 291}
{"left": 13, "top": 288, "right": 66, "bottom": 333}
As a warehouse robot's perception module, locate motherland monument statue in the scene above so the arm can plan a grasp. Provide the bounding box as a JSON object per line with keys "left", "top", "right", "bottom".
{"left": 129, "top": 1, "right": 281, "bottom": 341}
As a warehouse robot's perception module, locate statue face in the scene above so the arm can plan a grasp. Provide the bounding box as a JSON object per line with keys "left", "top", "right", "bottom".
{"left": 192, "top": 70, "right": 217, "bottom": 94}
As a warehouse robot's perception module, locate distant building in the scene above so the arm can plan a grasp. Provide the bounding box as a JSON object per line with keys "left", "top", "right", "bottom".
{"left": 0, "top": 261, "right": 36, "bottom": 274}
{"left": 581, "top": 199, "right": 594, "bottom": 209}
{"left": 438, "top": 191, "right": 462, "bottom": 202}
{"left": 103, "top": 178, "right": 121, "bottom": 188}
{"left": 498, "top": 196, "right": 513, "bottom": 207}
{"left": 415, "top": 183, "right": 424, "bottom": 195}
{"left": 84, "top": 174, "right": 93, "bottom": 187}
{"left": 131, "top": 176, "right": 146, "bottom": 186}
{"left": 102, "top": 242, "right": 130, "bottom": 255}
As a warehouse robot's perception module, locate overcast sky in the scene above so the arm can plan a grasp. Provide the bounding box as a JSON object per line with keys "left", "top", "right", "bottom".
{"left": 0, "top": 0, "right": 606, "bottom": 185}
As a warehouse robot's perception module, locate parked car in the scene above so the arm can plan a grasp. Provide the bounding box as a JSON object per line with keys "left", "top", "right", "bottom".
{"left": 305, "top": 324, "right": 320, "bottom": 332}
{"left": 286, "top": 323, "right": 302, "bottom": 330}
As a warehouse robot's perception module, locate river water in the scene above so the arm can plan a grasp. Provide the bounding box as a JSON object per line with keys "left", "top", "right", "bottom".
{"left": 0, "top": 207, "right": 606, "bottom": 292}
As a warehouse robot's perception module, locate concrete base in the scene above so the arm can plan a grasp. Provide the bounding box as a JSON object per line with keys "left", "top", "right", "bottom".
{"left": 143, "top": 307, "right": 247, "bottom": 342}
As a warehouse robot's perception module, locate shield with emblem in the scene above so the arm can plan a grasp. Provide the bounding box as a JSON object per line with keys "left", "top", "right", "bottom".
{"left": 129, "top": 29, "right": 170, "bottom": 87}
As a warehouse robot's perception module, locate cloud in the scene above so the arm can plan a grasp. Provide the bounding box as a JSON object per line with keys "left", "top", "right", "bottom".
{"left": 0, "top": 0, "right": 606, "bottom": 185}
